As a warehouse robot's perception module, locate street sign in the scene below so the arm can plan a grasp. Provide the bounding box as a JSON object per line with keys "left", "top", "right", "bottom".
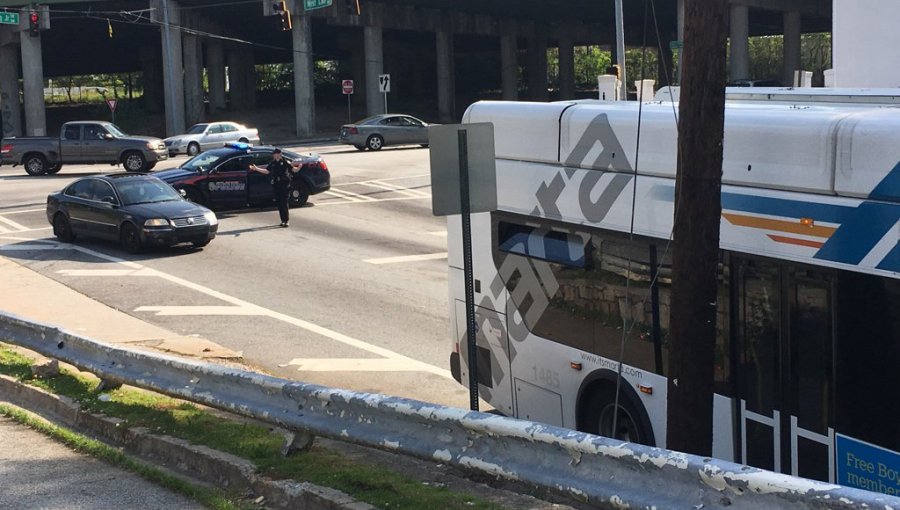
{"left": 342, "top": 79, "right": 354, "bottom": 95}
{"left": 378, "top": 74, "right": 391, "bottom": 93}
{"left": 428, "top": 123, "right": 497, "bottom": 412}
{"left": 303, "top": 0, "right": 332, "bottom": 11}
{"left": 106, "top": 99, "right": 118, "bottom": 113}
{"left": 669, "top": 40, "right": 684, "bottom": 51}
{"left": 0, "top": 12, "right": 19, "bottom": 25}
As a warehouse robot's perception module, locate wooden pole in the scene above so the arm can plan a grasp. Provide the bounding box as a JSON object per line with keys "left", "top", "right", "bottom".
{"left": 665, "top": 0, "right": 729, "bottom": 455}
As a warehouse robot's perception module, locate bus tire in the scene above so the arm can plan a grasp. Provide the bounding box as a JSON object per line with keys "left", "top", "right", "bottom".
{"left": 578, "top": 380, "right": 655, "bottom": 446}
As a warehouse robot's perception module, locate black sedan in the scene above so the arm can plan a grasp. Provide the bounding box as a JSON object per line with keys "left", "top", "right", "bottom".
{"left": 153, "top": 143, "right": 330, "bottom": 209}
{"left": 47, "top": 174, "right": 218, "bottom": 253}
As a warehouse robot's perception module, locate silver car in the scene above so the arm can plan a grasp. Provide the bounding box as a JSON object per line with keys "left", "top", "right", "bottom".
{"left": 339, "top": 114, "right": 432, "bottom": 151}
{"left": 164, "top": 121, "right": 261, "bottom": 157}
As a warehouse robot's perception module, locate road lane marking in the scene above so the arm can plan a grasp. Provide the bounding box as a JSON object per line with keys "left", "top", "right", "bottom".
{"left": 2, "top": 208, "right": 46, "bottom": 215}
{"left": 315, "top": 196, "right": 427, "bottom": 207}
{"left": 19, "top": 241, "right": 451, "bottom": 379}
{"left": 0, "top": 244, "right": 66, "bottom": 251}
{"left": 57, "top": 269, "right": 153, "bottom": 277}
{"left": 364, "top": 252, "right": 448, "bottom": 265}
{"left": 0, "top": 225, "right": 9, "bottom": 234}
{"left": 359, "top": 180, "right": 431, "bottom": 199}
{"left": 427, "top": 231, "right": 447, "bottom": 237}
{"left": 326, "top": 188, "right": 378, "bottom": 202}
{"left": 0, "top": 216, "right": 30, "bottom": 232}
{"left": 288, "top": 358, "right": 431, "bottom": 372}
{"left": 134, "top": 305, "right": 266, "bottom": 316}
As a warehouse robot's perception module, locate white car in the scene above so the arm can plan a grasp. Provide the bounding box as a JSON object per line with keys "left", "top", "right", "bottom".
{"left": 164, "top": 122, "right": 261, "bottom": 156}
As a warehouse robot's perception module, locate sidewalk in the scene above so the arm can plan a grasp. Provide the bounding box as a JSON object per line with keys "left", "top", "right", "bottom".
{"left": 0, "top": 257, "right": 239, "bottom": 360}
{"left": 0, "top": 415, "right": 206, "bottom": 510}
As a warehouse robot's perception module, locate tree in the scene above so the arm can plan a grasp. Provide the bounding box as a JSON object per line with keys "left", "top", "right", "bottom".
{"left": 665, "top": 0, "right": 728, "bottom": 455}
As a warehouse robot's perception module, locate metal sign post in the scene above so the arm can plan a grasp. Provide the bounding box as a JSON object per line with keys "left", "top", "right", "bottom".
{"left": 429, "top": 123, "right": 497, "bottom": 411}
{"left": 378, "top": 74, "right": 390, "bottom": 113}
{"left": 106, "top": 98, "right": 118, "bottom": 124}
{"left": 342, "top": 79, "right": 354, "bottom": 123}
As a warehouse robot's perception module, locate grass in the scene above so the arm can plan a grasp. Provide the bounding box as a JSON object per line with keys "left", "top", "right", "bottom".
{"left": 0, "top": 346, "right": 503, "bottom": 510}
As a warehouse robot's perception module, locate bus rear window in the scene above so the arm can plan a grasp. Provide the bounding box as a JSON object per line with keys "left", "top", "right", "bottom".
{"left": 498, "top": 222, "right": 588, "bottom": 268}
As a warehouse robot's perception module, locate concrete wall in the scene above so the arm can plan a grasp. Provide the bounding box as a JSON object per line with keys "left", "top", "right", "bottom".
{"left": 833, "top": 0, "right": 900, "bottom": 87}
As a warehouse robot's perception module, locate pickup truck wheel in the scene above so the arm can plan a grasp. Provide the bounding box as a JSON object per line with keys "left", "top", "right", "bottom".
{"left": 123, "top": 151, "right": 146, "bottom": 172}
{"left": 46, "top": 164, "right": 63, "bottom": 175}
{"left": 23, "top": 154, "right": 48, "bottom": 176}
{"left": 120, "top": 223, "right": 143, "bottom": 254}
{"left": 53, "top": 214, "right": 75, "bottom": 243}
{"left": 187, "top": 142, "right": 200, "bottom": 156}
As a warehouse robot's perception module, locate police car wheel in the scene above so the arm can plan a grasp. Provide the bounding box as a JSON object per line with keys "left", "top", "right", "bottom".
{"left": 289, "top": 184, "right": 309, "bottom": 208}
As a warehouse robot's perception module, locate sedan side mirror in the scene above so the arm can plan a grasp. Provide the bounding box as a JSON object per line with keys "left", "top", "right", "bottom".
{"left": 100, "top": 196, "right": 117, "bottom": 205}
{"left": 103, "top": 133, "right": 115, "bottom": 141}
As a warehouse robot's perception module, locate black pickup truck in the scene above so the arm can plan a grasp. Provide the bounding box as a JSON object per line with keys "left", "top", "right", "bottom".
{"left": 0, "top": 121, "right": 168, "bottom": 176}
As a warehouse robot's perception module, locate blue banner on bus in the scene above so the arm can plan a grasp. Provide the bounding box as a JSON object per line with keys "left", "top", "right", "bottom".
{"left": 836, "top": 434, "right": 900, "bottom": 496}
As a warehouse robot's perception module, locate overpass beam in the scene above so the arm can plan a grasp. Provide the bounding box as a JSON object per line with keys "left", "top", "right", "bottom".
{"left": 227, "top": 46, "right": 255, "bottom": 110}
{"left": 783, "top": 10, "right": 801, "bottom": 86}
{"left": 729, "top": 4, "right": 750, "bottom": 81}
{"left": 436, "top": 31, "right": 455, "bottom": 122}
{"left": 527, "top": 33, "right": 548, "bottom": 101}
{"left": 0, "top": 44, "right": 22, "bottom": 138}
{"left": 154, "top": 0, "right": 185, "bottom": 136}
{"left": 500, "top": 35, "right": 518, "bottom": 100}
{"left": 19, "top": 29, "right": 45, "bottom": 136}
{"left": 206, "top": 42, "right": 226, "bottom": 112}
{"left": 364, "top": 25, "right": 384, "bottom": 116}
{"left": 293, "top": 14, "right": 315, "bottom": 137}
{"left": 558, "top": 35, "right": 575, "bottom": 100}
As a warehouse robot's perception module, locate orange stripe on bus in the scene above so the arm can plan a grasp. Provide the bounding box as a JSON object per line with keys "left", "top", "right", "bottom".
{"left": 767, "top": 234, "right": 825, "bottom": 249}
{"left": 722, "top": 213, "right": 837, "bottom": 238}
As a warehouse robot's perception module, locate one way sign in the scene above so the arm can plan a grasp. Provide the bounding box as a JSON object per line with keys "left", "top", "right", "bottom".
{"left": 378, "top": 74, "right": 391, "bottom": 93}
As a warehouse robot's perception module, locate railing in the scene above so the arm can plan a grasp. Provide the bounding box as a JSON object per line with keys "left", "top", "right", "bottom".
{"left": 1, "top": 311, "right": 897, "bottom": 510}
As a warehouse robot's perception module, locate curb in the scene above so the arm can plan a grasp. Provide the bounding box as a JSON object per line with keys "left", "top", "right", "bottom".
{"left": 0, "top": 374, "right": 374, "bottom": 510}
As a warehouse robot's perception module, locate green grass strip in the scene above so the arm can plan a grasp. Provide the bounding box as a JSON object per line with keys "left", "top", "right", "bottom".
{"left": 0, "top": 403, "right": 250, "bottom": 510}
{"left": 0, "top": 346, "right": 503, "bottom": 510}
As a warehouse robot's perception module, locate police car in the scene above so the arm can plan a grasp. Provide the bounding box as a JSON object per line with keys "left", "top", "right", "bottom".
{"left": 153, "top": 143, "right": 330, "bottom": 209}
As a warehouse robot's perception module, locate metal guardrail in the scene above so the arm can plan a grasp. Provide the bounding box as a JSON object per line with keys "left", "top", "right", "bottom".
{"left": 1, "top": 311, "right": 898, "bottom": 510}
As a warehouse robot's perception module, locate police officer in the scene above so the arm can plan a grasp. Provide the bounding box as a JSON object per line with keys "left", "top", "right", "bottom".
{"left": 249, "top": 148, "right": 299, "bottom": 227}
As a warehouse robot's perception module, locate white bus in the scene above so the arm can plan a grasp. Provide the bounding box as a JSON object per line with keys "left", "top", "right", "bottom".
{"left": 445, "top": 95, "right": 900, "bottom": 495}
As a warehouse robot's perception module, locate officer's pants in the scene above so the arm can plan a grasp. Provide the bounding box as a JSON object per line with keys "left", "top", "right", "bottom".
{"left": 274, "top": 185, "right": 290, "bottom": 223}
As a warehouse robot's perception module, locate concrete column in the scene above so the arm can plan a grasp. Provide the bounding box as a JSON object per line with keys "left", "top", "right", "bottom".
{"left": 182, "top": 25, "right": 204, "bottom": 126}
{"left": 363, "top": 25, "right": 384, "bottom": 116}
{"left": 155, "top": 0, "right": 185, "bottom": 136}
{"left": 783, "top": 10, "right": 802, "bottom": 86}
{"left": 19, "top": 29, "right": 46, "bottom": 136}
{"left": 500, "top": 35, "right": 518, "bottom": 100}
{"left": 676, "top": 0, "right": 684, "bottom": 84}
{"left": 206, "top": 42, "right": 226, "bottom": 112}
{"left": 227, "top": 47, "right": 254, "bottom": 110}
{"left": 0, "top": 44, "right": 22, "bottom": 138}
{"left": 436, "top": 31, "right": 456, "bottom": 122}
{"left": 226, "top": 48, "right": 241, "bottom": 109}
{"left": 293, "top": 15, "right": 315, "bottom": 137}
{"left": 729, "top": 4, "right": 750, "bottom": 81}
{"left": 242, "top": 47, "right": 256, "bottom": 109}
{"left": 140, "top": 46, "right": 163, "bottom": 112}
{"left": 527, "top": 35, "right": 548, "bottom": 101}
{"left": 558, "top": 35, "right": 575, "bottom": 100}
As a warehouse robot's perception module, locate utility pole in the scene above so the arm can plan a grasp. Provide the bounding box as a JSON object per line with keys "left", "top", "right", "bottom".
{"left": 614, "top": 0, "right": 627, "bottom": 99}
{"left": 665, "top": 0, "right": 728, "bottom": 456}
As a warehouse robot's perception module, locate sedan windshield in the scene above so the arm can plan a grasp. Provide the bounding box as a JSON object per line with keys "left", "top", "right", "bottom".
{"left": 115, "top": 179, "right": 182, "bottom": 205}
{"left": 106, "top": 124, "right": 128, "bottom": 137}
{"left": 186, "top": 124, "right": 208, "bottom": 135}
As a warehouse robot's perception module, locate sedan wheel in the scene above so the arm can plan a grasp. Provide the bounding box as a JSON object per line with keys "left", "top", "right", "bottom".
{"left": 120, "top": 223, "right": 143, "bottom": 254}
{"left": 53, "top": 214, "right": 75, "bottom": 243}
{"left": 366, "top": 135, "right": 384, "bottom": 151}
{"left": 187, "top": 143, "right": 200, "bottom": 156}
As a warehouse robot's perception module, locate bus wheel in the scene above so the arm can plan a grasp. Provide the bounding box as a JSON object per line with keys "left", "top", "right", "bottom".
{"left": 580, "top": 384, "right": 654, "bottom": 446}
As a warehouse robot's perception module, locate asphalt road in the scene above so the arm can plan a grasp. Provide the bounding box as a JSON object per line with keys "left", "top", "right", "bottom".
{"left": 0, "top": 144, "right": 473, "bottom": 408}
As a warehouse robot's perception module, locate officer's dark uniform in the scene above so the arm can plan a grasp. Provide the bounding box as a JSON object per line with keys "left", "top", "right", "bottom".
{"left": 268, "top": 157, "right": 293, "bottom": 225}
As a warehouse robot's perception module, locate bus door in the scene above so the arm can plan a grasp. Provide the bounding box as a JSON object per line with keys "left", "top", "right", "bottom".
{"left": 454, "top": 301, "right": 514, "bottom": 415}
{"left": 735, "top": 257, "right": 835, "bottom": 483}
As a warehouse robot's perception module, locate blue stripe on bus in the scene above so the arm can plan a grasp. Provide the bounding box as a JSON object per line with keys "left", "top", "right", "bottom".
{"left": 814, "top": 202, "right": 900, "bottom": 265}
{"left": 869, "top": 162, "right": 900, "bottom": 202}
{"left": 876, "top": 242, "right": 900, "bottom": 272}
{"left": 721, "top": 193, "right": 855, "bottom": 224}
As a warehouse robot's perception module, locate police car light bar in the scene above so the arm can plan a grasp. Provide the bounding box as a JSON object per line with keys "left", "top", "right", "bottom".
{"left": 225, "top": 142, "right": 252, "bottom": 151}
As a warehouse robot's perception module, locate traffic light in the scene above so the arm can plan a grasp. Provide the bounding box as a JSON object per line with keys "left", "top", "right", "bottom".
{"left": 273, "top": 1, "right": 291, "bottom": 31}
{"left": 28, "top": 9, "right": 40, "bottom": 37}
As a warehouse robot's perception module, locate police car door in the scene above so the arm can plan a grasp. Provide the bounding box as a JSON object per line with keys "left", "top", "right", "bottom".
{"left": 207, "top": 155, "right": 251, "bottom": 206}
